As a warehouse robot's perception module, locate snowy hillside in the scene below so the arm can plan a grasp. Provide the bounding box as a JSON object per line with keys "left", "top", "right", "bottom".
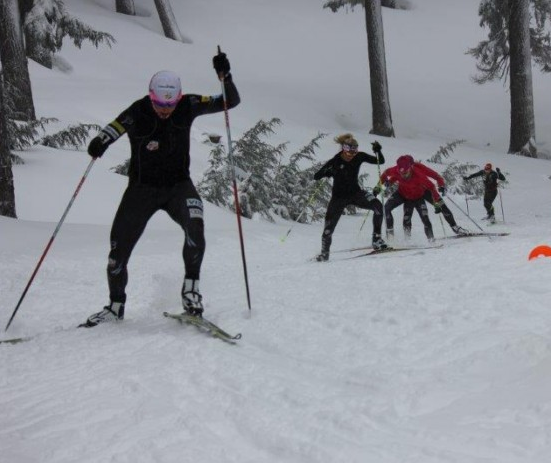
{"left": 1, "top": 1, "right": 551, "bottom": 462}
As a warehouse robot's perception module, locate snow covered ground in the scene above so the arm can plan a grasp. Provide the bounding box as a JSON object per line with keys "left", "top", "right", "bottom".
{"left": 1, "top": 1, "right": 551, "bottom": 462}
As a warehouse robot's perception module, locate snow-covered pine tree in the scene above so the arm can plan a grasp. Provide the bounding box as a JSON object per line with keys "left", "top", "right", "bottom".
{"left": 468, "top": 0, "right": 551, "bottom": 157}
{"left": 230, "top": 118, "right": 287, "bottom": 221}
{"left": 197, "top": 142, "right": 233, "bottom": 210}
{"left": 199, "top": 119, "right": 330, "bottom": 223}
{"left": 8, "top": 115, "right": 57, "bottom": 152}
{"left": 426, "top": 139, "right": 466, "bottom": 164}
{"left": 440, "top": 160, "right": 485, "bottom": 198}
{"left": 40, "top": 123, "right": 101, "bottom": 149}
{"left": 21, "top": 0, "right": 116, "bottom": 69}
{"left": 272, "top": 133, "right": 328, "bottom": 222}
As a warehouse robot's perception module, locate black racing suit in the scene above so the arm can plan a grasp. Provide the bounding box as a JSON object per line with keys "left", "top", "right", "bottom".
{"left": 97, "top": 77, "right": 240, "bottom": 304}
{"left": 465, "top": 169, "right": 505, "bottom": 218}
{"left": 388, "top": 194, "right": 434, "bottom": 240}
{"left": 314, "top": 151, "right": 384, "bottom": 254}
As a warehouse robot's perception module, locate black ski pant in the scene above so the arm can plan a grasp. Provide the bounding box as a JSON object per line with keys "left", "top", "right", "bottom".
{"left": 483, "top": 189, "right": 498, "bottom": 217}
{"left": 422, "top": 191, "right": 457, "bottom": 228}
{"left": 321, "top": 190, "right": 383, "bottom": 253}
{"left": 107, "top": 180, "right": 205, "bottom": 304}
{"left": 385, "top": 192, "right": 434, "bottom": 240}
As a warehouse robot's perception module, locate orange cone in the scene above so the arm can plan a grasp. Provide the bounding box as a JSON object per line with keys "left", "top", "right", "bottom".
{"left": 528, "top": 245, "right": 551, "bottom": 261}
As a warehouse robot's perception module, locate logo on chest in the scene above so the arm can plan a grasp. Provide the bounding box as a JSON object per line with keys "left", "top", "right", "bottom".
{"left": 146, "top": 140, "right": 160, "bottom": 151}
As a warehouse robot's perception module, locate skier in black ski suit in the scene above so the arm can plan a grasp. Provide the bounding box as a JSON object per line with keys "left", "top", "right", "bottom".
{"left": 463, "top": 163, "right": 505, "bottom": 223}
{"left": 313, "top": 134, "right": 386, "bottom": 262}
{"left": 82, "top": 51, "right": 240, "bottom": 327}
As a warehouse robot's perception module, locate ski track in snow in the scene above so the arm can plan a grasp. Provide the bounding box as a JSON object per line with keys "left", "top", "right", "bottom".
{"left": 2, "top": 214, "right": 551, "bottom": 463}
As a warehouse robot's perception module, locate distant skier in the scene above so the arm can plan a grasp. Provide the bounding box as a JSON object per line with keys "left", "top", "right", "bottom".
{"left": 378, "top": 155, "right": 444, "bottom": 241}
{"left": 81, "top": 51, "right": 240, "bottom": 327}
{"left": 463, "top": 163, "right": 505, "bottom": 223}
{"left": 313, "top": 134, "right": 387, "bottom": 262}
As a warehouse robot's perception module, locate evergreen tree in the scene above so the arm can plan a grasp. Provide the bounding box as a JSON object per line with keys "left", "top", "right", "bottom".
{"left": 197, "top": 142, "right": 233, "bottom": 210}
{"left": 468, "top": 0, "right": 551, "bottom": 157}
{"left": 198, "top": 119, "right": 329, "bottom": 223}
{"left": 232, "top": 119, "right": 287, "bottom": 220}
{"left": 20, "top": 0, "right": 116, "bottom": 69}
{"left": 272, "top": 133, "right": 328, "bottom": 222}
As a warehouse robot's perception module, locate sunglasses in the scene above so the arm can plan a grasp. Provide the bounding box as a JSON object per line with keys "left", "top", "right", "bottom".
{"left": 151, "top": 99, "right": 178, "bottom": 109}
{"left": 343, "top": 144, "right": 358, "bottom": 152}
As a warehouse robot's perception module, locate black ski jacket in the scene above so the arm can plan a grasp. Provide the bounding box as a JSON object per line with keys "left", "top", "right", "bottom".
{"left": 314, "top": 151, "right": 384, "bottom": 198}
{"left": 100, "top": 76, "right": 240, "bottom": 187}
{"left": 465, "top": 169, "right": 505, "bottom": 192}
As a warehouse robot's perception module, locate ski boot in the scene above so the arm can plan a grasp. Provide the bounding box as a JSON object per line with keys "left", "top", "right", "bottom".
{"left": 372, "top": 234, "right": 388, "bottom": 251}
{"left": 80, "top": 301, "right": 124, "bottom": 328}
{"left": 452, "top": 225, "right": 470, "bottom": 235}
{"left": 315, "top": 251, "right": 329, "bottom": 262}
{"left": 182, "top": 279, "right": 204, "bottom": 317}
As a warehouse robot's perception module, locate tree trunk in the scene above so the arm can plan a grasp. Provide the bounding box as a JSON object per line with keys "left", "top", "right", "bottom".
{"left": 116, "top": 0, "right": 135, "bottom": 15}
{"left": 508, "top": 0, "right": 537, "bottom": 157}
{"left": 364, "top": 0, "right": 395, "bottom": 137}
{"left": 0, "top": 77, "right": 17, "bottom": 218}
{"left": 153, "top": 0, "right": 187, "bottom": 42}
{"left": 0, "top": 0, "right": 36, "bottom": 121}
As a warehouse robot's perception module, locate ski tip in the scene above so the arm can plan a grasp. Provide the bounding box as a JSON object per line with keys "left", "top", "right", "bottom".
{"left": 0, "top": 336, "right": 30, "bottom": 345}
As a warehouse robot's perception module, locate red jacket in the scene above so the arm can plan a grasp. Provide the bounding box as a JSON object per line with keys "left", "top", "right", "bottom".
{"left": 381, "top": 165, "right": 442, "bottom": 202}
{"left": 413, "top": 162, "right": 445, "bottom": 188}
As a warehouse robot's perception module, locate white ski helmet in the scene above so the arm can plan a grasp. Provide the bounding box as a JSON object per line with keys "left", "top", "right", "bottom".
{"left": 149, "top": 70, "right": 182, "bottom": 107}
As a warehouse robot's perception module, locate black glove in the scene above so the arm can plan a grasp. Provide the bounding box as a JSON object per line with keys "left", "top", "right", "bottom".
{"left": 87, "top": 136, "right": 109, "bottom": 159}
{"left": 438, "top": 186, "right": 446, "bottom": 196}
{"left": 462, "top": 176, "right": 469, "bottom": 181}
{"left": 434, "top": 200, "right": 443, "bottom": 214}
{"left": 213, "top": 52, "right": 231, "bottom": 77}
{"left": 372, "top": 186, "right": 381, "bottom": 196}
{"left": 371, "top": 141, "right": 382, "bottom": 154}
{"left": 496, "top": 167, "right": 501, "bottom": 172}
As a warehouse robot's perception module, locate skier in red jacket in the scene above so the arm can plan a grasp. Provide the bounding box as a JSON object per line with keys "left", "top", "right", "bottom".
{"left": 378, "top": 155, "right": 442, "bottom": 241}
{"left": 406, "top": 158, "right": 469, "bottom": 235}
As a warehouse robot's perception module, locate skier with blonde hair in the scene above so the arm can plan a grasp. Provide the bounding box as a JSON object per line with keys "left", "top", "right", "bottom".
{"left": 313, "top": 134, "right": 386, "bottom": 261}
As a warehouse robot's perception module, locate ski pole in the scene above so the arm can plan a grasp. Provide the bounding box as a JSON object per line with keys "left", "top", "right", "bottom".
{"left": 465, "top": 196, "right": 470, "bottom": 216}
{"left": 498, "top": 188, "right": 505, "bottom": 222}
{"left": 356, "top": 174, "right": 372, "bottom": 236}
{"left": 280, "top": 181, "right": 323, "bottom": 242}
{"left": 446, "top": 195, "right": 485, "bottom": 233}
{"left": 5, "top": 158, "right": 96, "bottom": 331}
{"left": 438, "top": 213, "right": 447, "bottom": 238}
{"left": 358, "top": 210, "right": 371, "bottom": 235}
{"left": 217, "top": 45, "right": 252, "bottom": 313}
